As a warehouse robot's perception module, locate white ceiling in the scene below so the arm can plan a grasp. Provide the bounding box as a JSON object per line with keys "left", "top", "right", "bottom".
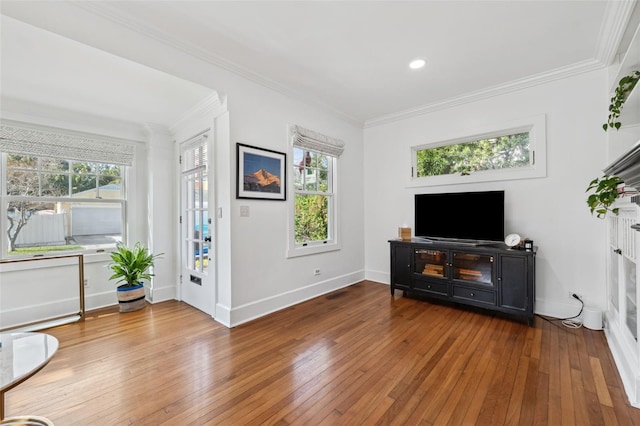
{"left": 0, "top": 1, "right": 637, "bottom": 127}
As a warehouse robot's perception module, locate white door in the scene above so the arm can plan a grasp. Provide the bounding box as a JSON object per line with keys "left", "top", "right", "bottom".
{"left": 180, "top": 133, "right": 214, "bottom": 315}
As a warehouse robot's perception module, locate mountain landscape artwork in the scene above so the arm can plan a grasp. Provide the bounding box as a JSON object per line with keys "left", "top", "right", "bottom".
{"left": 237, "top": 143, "right": 286, "bottom": 200}
{"left": 244, "top": 167, "right": 281, "bottom": 193}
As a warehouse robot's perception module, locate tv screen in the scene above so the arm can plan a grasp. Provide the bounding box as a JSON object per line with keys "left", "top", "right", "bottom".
{"left": 414, "top": 190, "right": 504, "bottom": 242}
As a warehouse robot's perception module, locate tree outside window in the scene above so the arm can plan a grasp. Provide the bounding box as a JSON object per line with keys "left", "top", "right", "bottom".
{"left": 416, "top": 131, "right": 530, "bottom": 177}
{"left": 3, "top": 154, "right": 124, "bottom": 257}
{"left": 292, "top": 148, "right": 333, "bottom": 244}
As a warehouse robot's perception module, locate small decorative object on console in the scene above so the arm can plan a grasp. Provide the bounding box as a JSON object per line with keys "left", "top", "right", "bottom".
{"left": 504, "top": 233, "right": 521, "bottom": 247}
{"left": 398, "top": 227, "right": 411, "bottom": 241}
{"left": 524, "top": 239, "right": 533, "bottom": 251}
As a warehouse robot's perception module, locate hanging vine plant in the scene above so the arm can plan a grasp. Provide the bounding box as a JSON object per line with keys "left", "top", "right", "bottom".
{"left": 586, "top": 174, "right": 624, "bottom": 219}
{"left": 603, "top": 70, "right": 640, "bottom": 131}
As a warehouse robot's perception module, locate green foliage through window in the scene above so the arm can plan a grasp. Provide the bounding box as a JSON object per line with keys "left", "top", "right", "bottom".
{"left": 295, "top": 194, "right": 328, "bottom": 243}
{"left": 292, "top": 147, "right": 333, "bottom": 244}
{"left": 6, "top": 155, "right": 121, "bottom": 197}
{"left": 416, "top": 132, "right": 530, "bottom": 178}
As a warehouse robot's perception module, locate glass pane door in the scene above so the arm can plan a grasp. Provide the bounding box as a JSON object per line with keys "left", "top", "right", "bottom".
{"left": 414, "top": 249, "right": 447, "bottom": 278}
{"left": 452, "top": 252, "right": 493, "bottom": 285}
{"left": 180, "top": 134, "right": 214, "bottom": 316}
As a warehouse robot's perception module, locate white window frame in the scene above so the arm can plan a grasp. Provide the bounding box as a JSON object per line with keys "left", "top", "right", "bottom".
{"left": 287, "top": 147, "right": 340, "bottom": 258}
{"left": 409, "top": 114, "right": 546, "bottom": 187}
{"left": 0, "top": 153, "right": 127, "bottom": 259}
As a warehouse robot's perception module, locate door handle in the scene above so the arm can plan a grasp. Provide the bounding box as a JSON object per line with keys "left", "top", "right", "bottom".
{"left": 204, "top": 236, "right": 212, "bottom": 242}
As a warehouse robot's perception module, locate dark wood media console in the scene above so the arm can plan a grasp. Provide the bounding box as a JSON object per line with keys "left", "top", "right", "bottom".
{"left": 389, "top": 238, "right": 536, "bottom": 326}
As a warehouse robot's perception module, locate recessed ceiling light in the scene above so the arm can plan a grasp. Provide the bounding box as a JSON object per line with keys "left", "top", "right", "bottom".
{"left": 409, "top": 58, "right": 426, "bottom": 69}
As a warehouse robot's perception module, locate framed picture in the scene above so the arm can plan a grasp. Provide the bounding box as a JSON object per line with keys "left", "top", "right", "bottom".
{"left": 236, "top": 143, "right": 287, "bottom": 200}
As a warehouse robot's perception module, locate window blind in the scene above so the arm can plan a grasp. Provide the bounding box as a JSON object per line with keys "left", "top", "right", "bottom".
{"left": 290, "top": 125, "right": 345, "bottom": 157}
{"left": 181, "top": 132, "right": 208, "bottom": 173}
{"left": 0, "top": 120, "right": 135, "bottom": 166}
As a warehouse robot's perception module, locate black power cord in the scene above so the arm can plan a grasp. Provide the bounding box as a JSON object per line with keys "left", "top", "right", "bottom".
{"left": 537, "top": 293, "right": 585, "bottom": 329}
{"left": 561, "top": 294, "right": 585, "bottom": 328}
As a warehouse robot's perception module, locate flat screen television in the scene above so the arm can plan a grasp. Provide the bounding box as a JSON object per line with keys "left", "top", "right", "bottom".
{"left": 414, "top": 190, "right": 504, "bottom": 243}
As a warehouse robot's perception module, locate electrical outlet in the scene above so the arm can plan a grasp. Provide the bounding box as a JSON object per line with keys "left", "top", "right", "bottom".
{"left": 569, "top": 291, "right": 583, "bottom": 301}
{"left": 84, "top": 278, "right": 89, "bottom": 287}
{"left": 313, "top": 268, "right": 320, "bottom": 276}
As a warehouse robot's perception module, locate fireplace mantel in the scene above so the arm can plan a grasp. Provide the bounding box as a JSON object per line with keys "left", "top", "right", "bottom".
{"left": 604, "top": 141, "right": 640, "bottom": 205}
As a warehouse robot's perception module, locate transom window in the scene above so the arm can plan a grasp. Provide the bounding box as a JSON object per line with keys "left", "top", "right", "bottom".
{"left": 2, "top": 153, "right": 125, "bottom": 257}
{"left": 410, "top": 115, "right": 546, "bottom": 187}
{"left": 416, "top": 131, "right": 530, "bottom": 177}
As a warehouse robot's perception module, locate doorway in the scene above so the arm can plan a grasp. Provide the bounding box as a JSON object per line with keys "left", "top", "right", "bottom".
{"left": 180, "top": 131, "right": 214, "bottom": 316}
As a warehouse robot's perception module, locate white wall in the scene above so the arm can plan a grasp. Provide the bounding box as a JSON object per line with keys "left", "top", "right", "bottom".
{"left": 223, "top": 80, "right": 364, "bottom": 325}
{"left": 70, "top": 13, "right": 368, "bottom": 325}
{"left": 364, "top": 69, "right": 609, "bottom": 318}
{"left": 0, "top": 12, "right": 365, "bottom": 328}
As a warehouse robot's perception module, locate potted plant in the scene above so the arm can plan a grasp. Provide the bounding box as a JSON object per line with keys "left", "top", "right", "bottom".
{"left": 108, "top": 242, "right": 162, "bottom": 312}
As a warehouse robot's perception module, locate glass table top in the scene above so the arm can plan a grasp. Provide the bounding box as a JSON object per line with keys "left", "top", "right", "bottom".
{"left": 0, "top": 333, "right": 59, "bottom": 392}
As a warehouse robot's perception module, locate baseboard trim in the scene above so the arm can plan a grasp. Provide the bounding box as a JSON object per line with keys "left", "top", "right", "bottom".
{"left": 365, "top": 269, "right": 389, "bottom": 285}
{"left": 226, "top": 270, "right": 365, "bottom": 327}
{"left": 604, "top": 310, "right": 640, "bottom": 408}
{"left": 85, "top": 291, "right": 117, "bottom": 311}
{"left": 151, "top": 284, "right": 176, "bottom": 303}
{"left": 214, "top": 303, "right": 231, "bottom": 328}
{"left": 532, "top": 297, "right": 586, "bottom": 320}
{"left": 0, "top": 297, "right": 80, "bottom": 331}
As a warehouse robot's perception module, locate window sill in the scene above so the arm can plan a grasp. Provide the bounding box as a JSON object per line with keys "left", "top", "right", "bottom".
{"left": 286, "top": 241, "right": 341, "bottom": 258}
{"left": 1, "top": 250, "right": 112, "bottom": 266}
{"left": 407, "top": 165, "right": 546, "bottom": 187}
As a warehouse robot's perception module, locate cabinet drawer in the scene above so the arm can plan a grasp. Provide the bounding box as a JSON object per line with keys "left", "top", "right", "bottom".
{"left": 413, "top": 279, "right": 448, "bottom": 296}
{"left": 452, "top": 285, "right": 495, "bottom": 305}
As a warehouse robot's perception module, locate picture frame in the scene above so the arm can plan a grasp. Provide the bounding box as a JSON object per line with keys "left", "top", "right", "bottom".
{"left": 236, "top": 143, "right": 287, "bottom": 200}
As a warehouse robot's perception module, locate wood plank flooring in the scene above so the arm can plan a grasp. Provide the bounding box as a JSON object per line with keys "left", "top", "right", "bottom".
{"left": 5, "top": 280, "right": 640, "bottom": 425}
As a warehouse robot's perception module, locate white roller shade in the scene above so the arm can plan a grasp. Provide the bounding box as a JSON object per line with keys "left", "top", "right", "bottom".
{"left": 290, "top": 124, "right": 345, "bottom": 157}
{"left": 0, "top": 120, "right": 135, "bottom": 166}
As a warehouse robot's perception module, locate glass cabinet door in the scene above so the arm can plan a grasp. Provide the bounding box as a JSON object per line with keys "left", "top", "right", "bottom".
{"left": 624, "top": 256, "right": 637, "bottom": 340}
{"left": 414, "top": 249, "right": 448, "bottom": 278}
{"left": 619, "top": 209, "right": 638, "bottom": 341}
{"left": 608, "top": 214, "right": 620, "bottom": 311}
{"left": 452, "top": 252, "right": 494, "bottom": 285}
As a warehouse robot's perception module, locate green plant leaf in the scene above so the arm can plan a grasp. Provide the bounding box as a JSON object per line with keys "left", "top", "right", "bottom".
{"left": 604, "top": 70, "right": 639, "bottom": 132}
{"left": 108, "top": 242, "right": 163, "bottom": 286}
{"left": 585, "top": 175, "right": 624, "bottom": 219}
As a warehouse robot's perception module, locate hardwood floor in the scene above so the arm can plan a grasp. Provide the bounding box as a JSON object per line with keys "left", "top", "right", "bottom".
{"left": 5, "top": 280, "right": 640, "bottom": 425}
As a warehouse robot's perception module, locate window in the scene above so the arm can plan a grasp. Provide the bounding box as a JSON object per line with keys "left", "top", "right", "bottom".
{"left": 288, "top": 125, "right": 344, "bottom": 257}
{"left": 410, "top": 115, "right": 546, "bottom": 186}
{"left": 293, "top": 147, "right": 334, "bottom": 243}
{"left": 2, "top": 154, "right": 125, "bottom": 257}
{"left": 416, "top": 131, "right": 530, "bottom": 177}
{"left": 0, "top": 120, "right": 134, "bottom": 259}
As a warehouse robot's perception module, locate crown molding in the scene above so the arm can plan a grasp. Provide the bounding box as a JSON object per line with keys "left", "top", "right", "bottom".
{"left": 364, "top": 59, "right": 605, "bottom": 129}
{"left": 170, "top": 92, "right": 227, "bottom": 133}
{"left": 71, "top": 1, "right": 634, "bottom": 130}
{"left": 594, "top": 0, "right": 637, "bottom": 66}
{"left": 72, "top": 2, "right": 363, "bottom": 128}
